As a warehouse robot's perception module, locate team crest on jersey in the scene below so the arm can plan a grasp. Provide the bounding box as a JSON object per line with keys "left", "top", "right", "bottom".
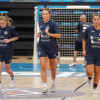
{"left": 4, "top": 31, "right": 8, "bottom": 35}
{"left": 46, "top": 26, "right": 49, "bottom": 29}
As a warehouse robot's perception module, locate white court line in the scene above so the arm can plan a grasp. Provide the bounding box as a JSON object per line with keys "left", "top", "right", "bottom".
{"left": 2, "top": 72, "right": 86, "bottom": 77}
{"left": 2, "top": 72, "right": 40, "bottom": 76}
{"left": 75, "top": 73, "right": 86, "bottom": 77}
{"left": 60, "top": 57, "right": 84, "bottom": 60}
{"left": 56, "top": 72, "right": 75, "bottom": 77}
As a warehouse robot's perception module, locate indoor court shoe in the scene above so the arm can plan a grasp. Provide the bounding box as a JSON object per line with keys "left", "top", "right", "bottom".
{"left": 10, "top": 76, "right": 16, "bottom": 88}
{"left": 10, "top": 80, "right": 16, "bottom": 88}
{"left": 42, "top": 87, "right": 48, "bottom": 94}
{"left": 51, "top": 83, "right": 55, "bottom": 92}
{"left": 93, "top": 88, "right": 98, "bottom": 94}
{"left": 69, "top": 63, "right": 76, "bottom": 66}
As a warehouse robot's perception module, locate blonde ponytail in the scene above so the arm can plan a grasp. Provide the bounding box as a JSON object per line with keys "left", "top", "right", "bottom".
{"left": 0, "top": 13, "right": 13, "bottom": 26}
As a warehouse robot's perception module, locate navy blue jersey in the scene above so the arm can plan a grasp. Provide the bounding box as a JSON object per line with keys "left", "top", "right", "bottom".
{"left": 38, "top": 20, "right": 60, "bottom": 52}
{"left": 0, "top": 25, "right": 18, "bottom": 56}
{"left": 77, "top": 22, "right": 90, "bottom": 42}
{"left": 84, "top": 26, "right": 100, "bottom": 53}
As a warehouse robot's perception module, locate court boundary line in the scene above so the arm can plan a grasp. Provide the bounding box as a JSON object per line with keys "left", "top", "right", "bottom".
{"left": 61, "top": 81, "right": 87, "bottom": 100}
{"left": 74, "top": 81, "right": 87, "bottom": 91}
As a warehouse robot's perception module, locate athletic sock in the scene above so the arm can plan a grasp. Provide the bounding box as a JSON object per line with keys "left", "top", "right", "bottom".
{"left": 93, "top": 83, "right": 98, "bottom": 89}
{"left": 52, "top": 79, "right": 55, "bottom": 85}
{"left": 11, "top": 75, "right": 14, "bottom": 80}
{"left": 88, "top": 77, "right": 92, "bottom": 80}
{"left": 43, "top": 83, "right": 47, "bottom": 88}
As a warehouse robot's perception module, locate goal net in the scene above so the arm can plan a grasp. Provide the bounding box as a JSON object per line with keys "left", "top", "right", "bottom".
{"left": 34, "top": 5, "right": 100, "bottom": 65}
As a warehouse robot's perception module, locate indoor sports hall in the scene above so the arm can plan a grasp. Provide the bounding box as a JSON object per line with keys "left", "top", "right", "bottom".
{"left": 0, "top": 0, "right": 100, "bottom": 100}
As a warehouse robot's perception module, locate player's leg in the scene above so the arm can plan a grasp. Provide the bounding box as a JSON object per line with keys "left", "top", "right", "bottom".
{"left": 49, "top": 58, "right": 56, "bottom": 92}
{"left": 39, "top": 57, "right": 47, "bottom": 83}
{"left": 73, "top": 50, "right": 77, "bottom": 64}
{"left": 0, "top": 61, "right": 3, "bottom": 92}
{"left": 86, "top": 64, "right": 94, "bottom": 86}
{"left": 93, "top": 65, "right": 100, "bottom": 94}
{"left": 38, "top": 47, "right": 48, "bottom": 93}
{"left": 4, "top": 56, "right": 16, "bottom": 88}
{"left": 69, "top": 41, "right": 79, "bottom": 66}
{"left": 69, "top": 50, "right": 77, "bottom": 66}
{"left": 39, "top": 56, "right": 48, "bottom": 93}
{"left": 85, "top": 50, "right": 95, "bottom": 87}
{"left": 73, "top": 41, "right": 82, "bottom": 64}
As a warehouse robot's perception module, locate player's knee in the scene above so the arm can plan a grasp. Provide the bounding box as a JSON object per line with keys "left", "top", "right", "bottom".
{"left": 41, "top": 66, "right": 46, "bottom": 71}
{"left": 95, "top": 69, "right": 100, "bottom": 74}
{"left": 87, "top": 71, "right": 93, "bottom": 76}
{"left": 50, "top": 65, "right": 56, "bottom": 70}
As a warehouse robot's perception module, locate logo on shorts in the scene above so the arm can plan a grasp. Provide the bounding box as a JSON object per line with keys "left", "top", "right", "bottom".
{"left": 9, "top": 60, "right": 11, "bottom": 63}
{"left": 54, "top": 54, "right": 56, "bottom": 57}
{"left": 38, "top": 51, "right": 41, "bottom": 55}
{"left": 4, "top": 31, "right": 8, "bottom": 35}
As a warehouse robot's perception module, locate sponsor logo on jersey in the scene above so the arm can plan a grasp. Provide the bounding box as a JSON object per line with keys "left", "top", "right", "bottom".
{"left": 41, "top": 34, "right": 50, "bottom": 38}
{"left": 91, "top": 30, "right": 95, "bottom": 32}
{"left": 90, "top": 36, "right": 100, "bottom": 47}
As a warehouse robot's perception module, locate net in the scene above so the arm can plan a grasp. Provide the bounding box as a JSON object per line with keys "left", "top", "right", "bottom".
{"left": 34, "top": 6, "right": 100, "bottom": 65}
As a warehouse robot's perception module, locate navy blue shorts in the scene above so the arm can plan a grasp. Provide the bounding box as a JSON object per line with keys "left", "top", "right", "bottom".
{"left": 75, "top": 41, "right": 82, "bottom": 51}
{"left": 38, "top": 49, "right": 58, "bottom": 59}
{"left": 0, "top": 56, "right": 12, "bottom": 64}
{"left": 85, "top": 51, "right": 100, "bottom": 66}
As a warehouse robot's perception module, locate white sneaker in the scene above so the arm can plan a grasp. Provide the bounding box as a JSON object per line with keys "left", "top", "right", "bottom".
{"left": 10, "top": 76, "right": 16, "bottom": 88}
{"left": 42, "top": 87, "right": 48, "bottom": 94}
{"left": 87, "top": 79, "right": 91, "bottom": 87}
{"left": 10, "top": 80, "right": 16, "bottom": 88}
{"left": 51, "top": 83, "right": 55, "bottom": 92}
{"left": 69, "top": 63, "right": 76, "bottom": 66}
{"left": 93, "top": 88, "right": 98, "bottom": 94}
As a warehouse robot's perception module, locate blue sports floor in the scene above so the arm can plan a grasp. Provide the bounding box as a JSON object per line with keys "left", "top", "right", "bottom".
{"left": 2, "top": 63, "right": 86, "bottom": 72}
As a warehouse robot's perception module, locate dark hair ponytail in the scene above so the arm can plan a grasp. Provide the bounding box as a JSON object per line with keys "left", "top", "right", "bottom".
{"left": 43, "top": 7, "right": 50, "bottom": 14}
